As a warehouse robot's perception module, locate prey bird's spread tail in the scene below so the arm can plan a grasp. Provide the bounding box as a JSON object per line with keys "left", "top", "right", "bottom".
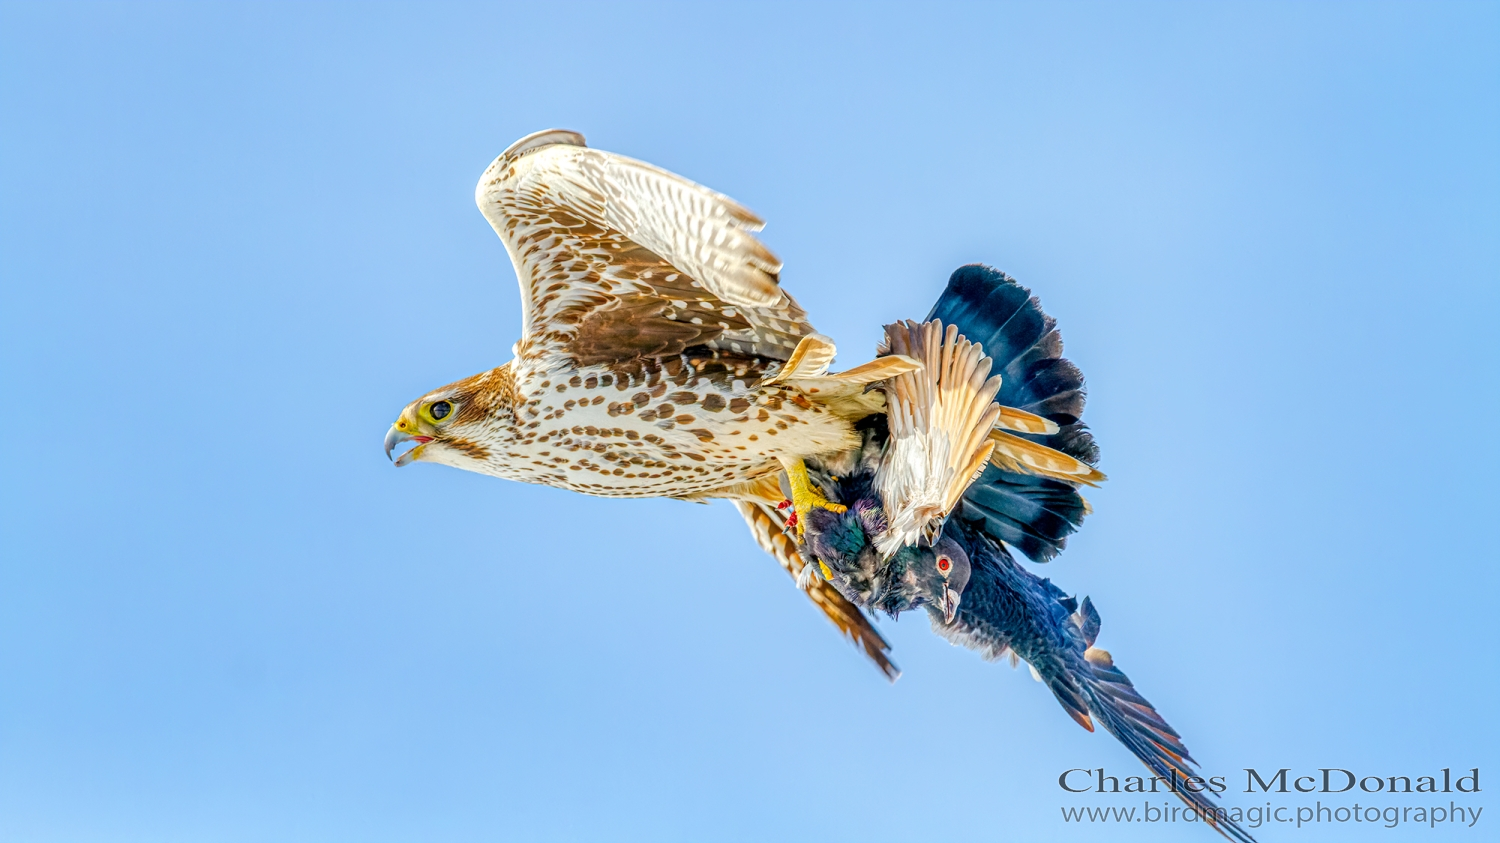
{"left": 929, "top": 265, "right": 1103, "bottom": 562}
{"left": 778, "top": 267, "right": 1111, "bottom": 675}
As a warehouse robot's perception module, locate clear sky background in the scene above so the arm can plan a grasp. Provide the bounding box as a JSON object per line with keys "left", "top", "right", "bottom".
{"left": 2, "top": 3, "right": 1496, "bottom": 842}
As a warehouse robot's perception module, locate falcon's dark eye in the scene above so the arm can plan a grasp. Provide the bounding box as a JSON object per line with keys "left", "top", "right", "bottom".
{"left": 429, "top": 401, "right": 452, "bottom": 421}
{"left": 936, "top": 556, "right": 952, "bottom": 573}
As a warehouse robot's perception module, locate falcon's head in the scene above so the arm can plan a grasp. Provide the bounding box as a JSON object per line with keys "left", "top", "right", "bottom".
{"left": 383, "top": 366, "right": 519, "bottom": 474}
{"left": 875, "top": 536, "right": 972, "bottom": 624}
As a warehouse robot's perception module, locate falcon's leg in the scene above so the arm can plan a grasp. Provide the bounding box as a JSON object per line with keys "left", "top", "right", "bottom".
{"left": 778, "top": 456, "right": 847, "bottom": 536}
{"left": 794, "top": 557, "right": 837, "bottom": 590}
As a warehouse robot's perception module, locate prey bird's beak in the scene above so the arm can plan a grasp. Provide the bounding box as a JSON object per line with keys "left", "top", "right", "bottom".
{"left": 384, "top": 424, "right": 432, "bottom": 467}
{"left": 940, "top": 586, "right": 962, "bottom": 625}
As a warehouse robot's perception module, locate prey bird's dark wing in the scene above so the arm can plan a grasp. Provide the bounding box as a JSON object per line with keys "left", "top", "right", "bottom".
{"left": 938, "top": 520, "right": 1256, "bottom": 843}
{"left": 736, "top": 500, "right": 900, "bottom": 681}
{"left": 475, "top": 129, "right": 814, "bottom": 368}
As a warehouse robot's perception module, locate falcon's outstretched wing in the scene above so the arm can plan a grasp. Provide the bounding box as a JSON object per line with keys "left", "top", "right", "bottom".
{"left": 475, "top": 129, "right": 814, "bottom": 368}
{"left": 735, "top": 500, "right": 900, "bottom": 681}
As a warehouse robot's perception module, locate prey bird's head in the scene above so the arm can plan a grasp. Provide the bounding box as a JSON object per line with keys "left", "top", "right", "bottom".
{"left": 384, "top": 365, "right": 520, "bottom": 474}
{"left": 875, "top": 536, "right": 972, "bottom": 624}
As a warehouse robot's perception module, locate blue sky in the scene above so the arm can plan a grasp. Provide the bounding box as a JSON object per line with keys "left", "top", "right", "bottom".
{"left": 1, "top": 2, "right": 1496, "bottom": 841}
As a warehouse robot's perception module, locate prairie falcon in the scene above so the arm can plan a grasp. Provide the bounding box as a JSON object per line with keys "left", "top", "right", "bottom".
{"left": 384, "top": 129, "right": 923, "bottom": 675}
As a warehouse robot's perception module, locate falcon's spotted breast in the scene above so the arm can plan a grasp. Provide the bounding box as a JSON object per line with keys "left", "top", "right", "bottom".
{"left": 384, "top": 129, "right": 917, "bottom": 675}
{"left": 400, "top": 351, "right": 861, "bottom": 499}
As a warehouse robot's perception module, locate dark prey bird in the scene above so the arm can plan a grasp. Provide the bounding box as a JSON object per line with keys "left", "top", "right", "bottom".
{"left": 797, "top": 418, "right": 975, "bottom": 622}
{"left": 798, "top": 262, "right": 1105, "bottom": 619}
{"left": 793, "top": 265, "right": 1255, "bottom": 843}
{"left": 801, "top": 444, "right": 1253, "bottom": 843}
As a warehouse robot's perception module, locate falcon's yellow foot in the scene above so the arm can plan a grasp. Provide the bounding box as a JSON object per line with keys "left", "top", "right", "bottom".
{"left": 778, "top": 457, "right": 847, "bottom": 536}
{"left": 793, "top": 557, "right": 837, "bottom": 591}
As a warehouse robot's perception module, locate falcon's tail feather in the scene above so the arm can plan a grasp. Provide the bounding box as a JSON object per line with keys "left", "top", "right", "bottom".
{"left": 926, "top": 264, "right": 1098, "bottom": 464}
{"left": 874, "top": 319, "right": 1001, "bottom": 552}
{"left": 987, "top": 429, "right": 1105, "bottom": 486}
{"left": 928, "top": 264, "right": 1099, "bottom": 562}
{"left": 995, "top": 405, "right": 1059, "bottom": 435}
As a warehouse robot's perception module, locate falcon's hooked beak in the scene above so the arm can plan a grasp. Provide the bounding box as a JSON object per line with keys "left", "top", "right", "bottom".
{"left": 384, "top": 420, "right": 432, "bottom": 467}
{"left": 940, "top": 585, "right": 962, "bottom": 625}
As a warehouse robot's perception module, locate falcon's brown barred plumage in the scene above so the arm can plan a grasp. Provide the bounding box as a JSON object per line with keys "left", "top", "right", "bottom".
{"left": 383, "top": 131, "right": 1101, "bottom": 677}
{"left": 384, "top": 129, "right": 918, "bottom": 675}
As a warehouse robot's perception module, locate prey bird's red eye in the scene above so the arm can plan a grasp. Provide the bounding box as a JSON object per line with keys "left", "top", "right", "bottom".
{"left": 937, "top": 556, "right": 951, "bottom": 573}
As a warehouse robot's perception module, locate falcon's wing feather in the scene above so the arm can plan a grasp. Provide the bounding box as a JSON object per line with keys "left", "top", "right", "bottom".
{"left": 474, "top": 130, "right": 813, "bottom": 368}
{"left": 735, "top": 500, "right": 900, "bottom": 681}
{"left": 874, "top": 319, "right": 1003, "bottom": 554}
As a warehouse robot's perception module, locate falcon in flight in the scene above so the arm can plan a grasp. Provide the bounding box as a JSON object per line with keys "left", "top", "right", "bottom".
{"left": 383, "top": 130, "right": 1098, "bottom": 677}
